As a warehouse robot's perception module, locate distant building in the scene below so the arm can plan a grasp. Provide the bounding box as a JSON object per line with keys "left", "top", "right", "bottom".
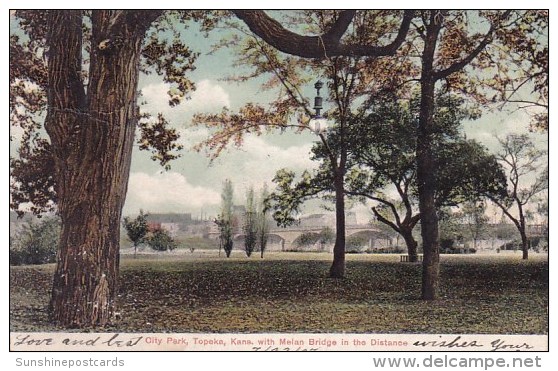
{"left": 143, "top": 213, "right": 192, "bottom": 237}
{"left": 146, "top": 213, "right": 192, "bottom": 227}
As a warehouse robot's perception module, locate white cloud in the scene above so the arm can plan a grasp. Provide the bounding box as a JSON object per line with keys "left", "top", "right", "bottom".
{"left": 207, "top": 134, "right": 318, "bottom": 195}
{"left": 186, "top": 80, "right": 230, "bottom": 113}
{"left": 176, "top": 126, "right": 211, "bottom": 148}
{"left": 462, "top": 109, "right": 547, "bottom": 153}
{"left": 124, "top": 171, "right": 220, "bottom": 214}
{"left": 243, "top": 135, "right": 316, "bottom": 172}
{"left": 9, "top": 123, "right": 25, "bottom": 143}
{"left": 140, "top": 79, "right": 230, "bottom": 122}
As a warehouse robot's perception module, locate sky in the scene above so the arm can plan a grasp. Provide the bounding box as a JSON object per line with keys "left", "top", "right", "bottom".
{"left": 7, "top": 9, "right": 549, "bottom": 224}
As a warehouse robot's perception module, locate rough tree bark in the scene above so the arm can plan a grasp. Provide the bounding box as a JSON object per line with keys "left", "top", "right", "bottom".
{"left": 416, "top": 14, "right": 442, "bottom": 300}
{"left": 46, "top": 10, "right": 161, "bottom": 327}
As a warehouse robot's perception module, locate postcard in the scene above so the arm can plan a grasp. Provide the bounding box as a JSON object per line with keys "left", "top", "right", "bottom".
{"left": 9, "top": 9, "right": 548, "bottom": 358}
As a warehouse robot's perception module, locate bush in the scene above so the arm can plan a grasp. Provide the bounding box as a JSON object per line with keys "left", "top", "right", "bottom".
{"left": 440, "top": 238, "right": 455, "bottom": 251}
{"left": 295, "top": 232, "right": 320, "bottom": 247}
{"left": 10, "top": 217, "right": 60, "bottom": 265}
{"left": 147, "top": 228, "right": 178, "bottom": 251}
{"left": 499, "top": 237, "right": 547, "bottom": 252}
{"left": 346, "top": 235, "right": 368, "bottom": 253}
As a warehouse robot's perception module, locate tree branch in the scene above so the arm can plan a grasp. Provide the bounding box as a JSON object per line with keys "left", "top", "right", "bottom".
{"left": 344, "top": 190, "right": 402, "bottom": 226}
{"left": 433, "top": 10, "right": 512, "bottom": 81}
{"left": 106, "top": 10, "right": 162, "bottom": 36}
{"left": 409, "top": 213, "right": 421, "bottom": 229}
{"left": 487, "top": 195, "right": 521, "bottom": 232}
{"left": 233, "top": 10, "right": 414, "bottom": 58}
{"left": 371, "top": 206, "right": 400, "bottom": 233}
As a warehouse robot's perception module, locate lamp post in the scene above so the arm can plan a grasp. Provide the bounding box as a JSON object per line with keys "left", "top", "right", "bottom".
{"left": 309, "top": 80, "right": 328, "bottom": 135}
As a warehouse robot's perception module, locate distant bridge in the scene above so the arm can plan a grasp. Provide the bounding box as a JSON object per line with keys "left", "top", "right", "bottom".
{"left": 210, "top": 224, "right": 393, "bottom": 252}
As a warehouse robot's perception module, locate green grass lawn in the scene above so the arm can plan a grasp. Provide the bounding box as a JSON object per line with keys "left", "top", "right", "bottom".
{"left": 9, "top": 252, "right": 548, "bottom": 334}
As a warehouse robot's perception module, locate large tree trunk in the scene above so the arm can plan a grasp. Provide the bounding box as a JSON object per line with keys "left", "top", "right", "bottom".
{"left": 417, "top": 18, "right": 442, "bottom": 301}
{"left": 417, "top": 80, "right": 440, "bottom": 300}
{"left": 46, "top": 10, "right": 155, "bottom": 327}
{"left": 329, "top": 172, "right": 346, "bottom": 278}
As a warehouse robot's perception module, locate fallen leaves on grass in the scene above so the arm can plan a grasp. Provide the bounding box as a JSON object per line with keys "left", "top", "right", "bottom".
{"left": 9, "top": 254, "right": 548, "bottom": 334}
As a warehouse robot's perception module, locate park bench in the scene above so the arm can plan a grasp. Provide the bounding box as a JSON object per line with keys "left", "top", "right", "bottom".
{"left": 400, "top": 254, "right": 423, "bottom": 262}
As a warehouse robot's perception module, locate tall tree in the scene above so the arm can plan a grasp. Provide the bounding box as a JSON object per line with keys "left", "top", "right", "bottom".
{"left": 243, "top": 187, "right": 258, "bottom": 257}
{"left": 459, "top": 201, "right": 489, "bottom": 251}
{"left": 487, "top": 134, "right": 548, "bottom": 260}
{"left": 217, "top": 179, "right": 235, "bottom": 258}
{"left": 344, "top": 94, "right": 506, "bottom": 261}
{"left": 10, "top": 10, "right": 200, "bottom": 327}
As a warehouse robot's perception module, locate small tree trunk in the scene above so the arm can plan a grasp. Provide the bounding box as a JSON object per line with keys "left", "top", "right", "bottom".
{"left": 521, "top": 230, "right": 529, "bottom": 260}
{"left": 401, "top": 228, "right": 419, "bottom": 262}
{"left": 329, "top": 173, "right": 346, "bottom": 278}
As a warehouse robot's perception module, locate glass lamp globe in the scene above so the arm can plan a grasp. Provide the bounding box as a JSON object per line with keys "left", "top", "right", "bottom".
{"left": 309, "top": 117, "right": 328, "bottom": 135}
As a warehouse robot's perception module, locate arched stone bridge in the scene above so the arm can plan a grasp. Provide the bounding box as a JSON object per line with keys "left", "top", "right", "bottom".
{"left": 230, "top": 224, "right": 392, "bottom": 252}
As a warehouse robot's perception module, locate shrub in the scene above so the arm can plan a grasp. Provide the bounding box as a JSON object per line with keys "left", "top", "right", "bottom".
{"left": 346, "top": 235, "right": 368, "bottom": 253}
{"left": 10, "top": 217, "right": 60, "bottom": 265}
{"left": 295, "top": 232, "right": 319, "bottom": 247}
{"left": 440, "top": 238, "right": 455, "bottom": 251}
{"left": 147, "top": 228, "right": 178, "bottom": 251}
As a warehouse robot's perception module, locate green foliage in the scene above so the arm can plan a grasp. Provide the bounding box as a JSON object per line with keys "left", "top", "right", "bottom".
{"left": 147, "top": 228, "right": 178, "bottom": 252}
{"left": 438, "top": 207, "right": 464, "bottom": 243}
{"left": 342, "top": 92, "right": 506, "bottom": 207}
{"left": 10, "top": 217, "right": 60, "bottom": 265}
{"left": 318, "top": 227, "right": 335, "bottom": 244}
{"left": 122, "top": 210, "right": 149, "bottom": 254}
{"left": 294, "top": 232, "right": 320, "bottom": 248}
{"left": 292, "top": 228, "right": 334, "bottom": 250}
{"left": 346, "top": 235, "right": 368, "bottom": 253}
{"left": 9, "top": 140, "right": 56, "bottom": 217}
{"left": 267, "top": 169, "right": 326, "bottom": 227}
{"left": 459, "top": 201, "right": 489, "bottom": 247}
